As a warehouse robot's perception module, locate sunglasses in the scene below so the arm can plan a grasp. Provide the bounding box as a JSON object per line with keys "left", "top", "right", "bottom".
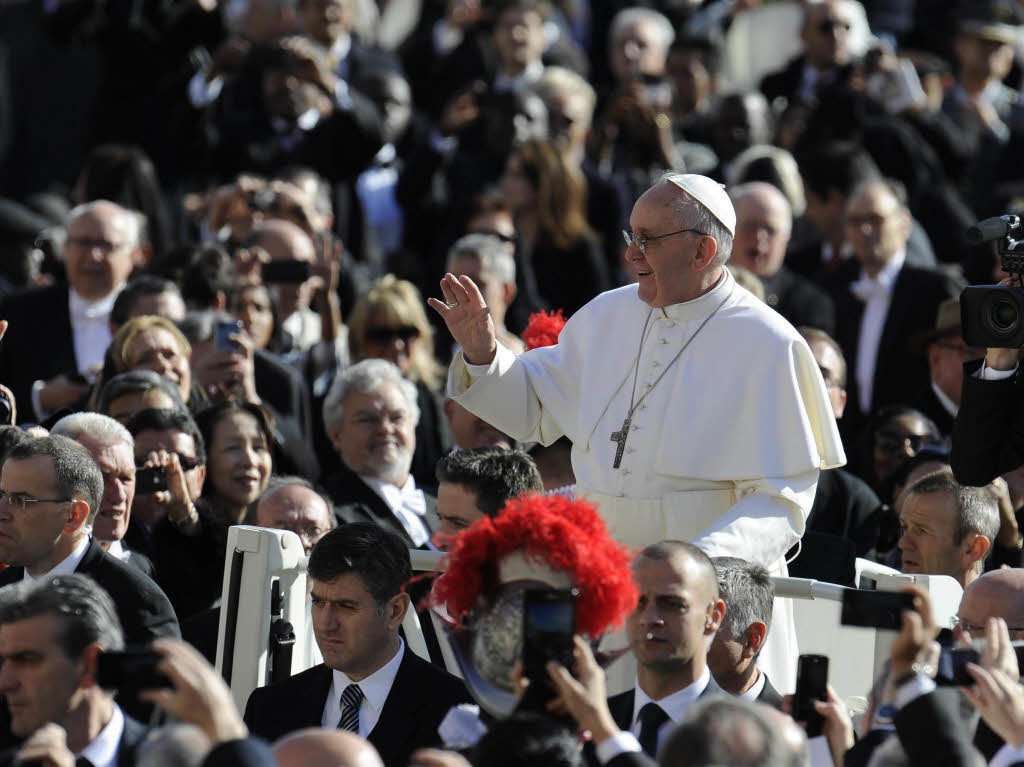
{"left": 874, "top": 431, "right": 935, "bottom": 455}
{"left": 365, "top": 325, "right": 420, "bottom": 344}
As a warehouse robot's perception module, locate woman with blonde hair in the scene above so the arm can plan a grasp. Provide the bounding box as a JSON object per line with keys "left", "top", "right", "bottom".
{"left": 501, "top": 138, "right": 609, "bottom": 315}
{"left": 345, "top": 275, "right": 450, "bottom": 486}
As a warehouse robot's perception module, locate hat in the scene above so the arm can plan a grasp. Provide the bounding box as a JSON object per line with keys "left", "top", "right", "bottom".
{"left": 911, "top": 297, "right": 962, "bottom": 351}
{"left": 664, "top": 173, "right": 737, "bottom": 236}
{"left": 956, "top": 0, "right": 1024, "bottom": 44}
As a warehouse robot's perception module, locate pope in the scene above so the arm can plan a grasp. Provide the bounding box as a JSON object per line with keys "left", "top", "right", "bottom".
{"left": 429, "top": 172, "right": 846, "bottom": 689}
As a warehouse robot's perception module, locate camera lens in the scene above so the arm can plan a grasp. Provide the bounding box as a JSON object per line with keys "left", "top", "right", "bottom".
{"left": 987, "top": 296, "right": 1020, "bottom": 334}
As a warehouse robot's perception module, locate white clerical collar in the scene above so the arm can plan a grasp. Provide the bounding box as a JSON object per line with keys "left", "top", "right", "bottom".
{"left": 931, "top": 380, "right": 959, "bottom": 417}
{"left": 633, "top": 666, "right": 710, "bottom": 725}
{"left": 657, "top": 269, "right": 732, "bottom": 323}
{"left": 69, "top": 285, "right": 122, "bottom": 322}
{"left": 739, "top": 671, "right": 767, "bottom": 703}
{"left": 78, "top": 702, "right": 124, "bottom": 767}
{"left": 326, "top": 637, "right": 404, "bottom": 725}
{"left": 858, "top": 250, "right": 905, "bottom": 291}
{"left": 493, "top": 60, "right": 544, "bottom": 93}
{"left": 23, "top": 536, "right": 90, "bottom": 582}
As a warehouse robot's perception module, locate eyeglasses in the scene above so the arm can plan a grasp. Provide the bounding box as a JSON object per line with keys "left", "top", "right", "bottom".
{"left": 874, "top": 431, "right": 936, "bottom": 455}
{"left": 952, "top": 616, "right": 1024, "bottom": 637}
{"left": 66, "top": 237, "right": 129, "bottom": 254}
{"left": 0, "top": 490, "right": 75, "bottom": 511}
{"left": 365, "top": 325, "right": 420, "bottom": 344}
{"left": 622, "top": 228, "right": 703, "bottom": 255}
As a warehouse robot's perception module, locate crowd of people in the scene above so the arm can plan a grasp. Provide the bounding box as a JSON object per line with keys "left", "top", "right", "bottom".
{"left": 2, "top": 0, "right": 1024, "bottom": 764}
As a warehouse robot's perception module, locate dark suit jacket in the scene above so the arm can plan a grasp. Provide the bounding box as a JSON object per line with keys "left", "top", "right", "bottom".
{"left": 758, "top": 55, "right": 853, "bottom": 107}
{"left": 893, "top": 689, "right": 982, "bottom": 767}
{"left": 908, "top": 382, "right": 955, "bottom": 437}
{"left": 756, "top": 673, "right": 784, "bottom": 710}
{"left": 761, "top": 266, "right": 835, "bottom": 335}
{"left": 825, "top": 261, "right": 961, "bottom": 441}
{"left": 607, "top": 673, "right": 724, "bottom": 732}
{"left": 951, "top": 358, "right": 1021, "bottom": 487}
{"left": 0, "top": 706, "right": 149, "bottom": 766}
{"left": 0, "top": 283, "right": 75, "bottom": 421}
{"left": 243, "top": 649, "right": 471, "bottom": 767}
{"left": 202, "top": 737, "right": 276, "bottom": 767}
{"left": 324, "top": 462, "right": 439, "bottom": 548}
{"left": 0, "top": 538, "right": 179, "bottom": 644}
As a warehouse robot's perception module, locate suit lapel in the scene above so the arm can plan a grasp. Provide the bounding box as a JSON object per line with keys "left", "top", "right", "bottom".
{"left": 367, "top": 649, "right": 421, "bottom": 763}
{"left": 117, "top": 714, "right": 148, "bottom": 767}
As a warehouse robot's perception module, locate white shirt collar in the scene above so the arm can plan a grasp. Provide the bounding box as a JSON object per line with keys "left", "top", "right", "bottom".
{"left": 68, "top": 285, "right": 122, "bottom": 321}
{"left": 493, "top": 60, "right": 544, "bottom": 92}
{"left": 930, "top": 379, "right": 959, "bottom": 417}
{"left": 23, "top": 536, "right": 90, "bottom": 582}
{"left": 104, "top": 539, "right": 130, "bottom": 563}
{"left": 859, "top": 249, "right": 905, "bottom": 291}
{"left": 322, "top": 638, "right": 405, "bottom": 733}
{"left": 739, "top": 671, "right": 767, "bottom": 702}
{"left": 78, "top": 702, "right": 124, "bottom": 767}
{"left": 633, "top": 666, "right": 711, "bottom": 725}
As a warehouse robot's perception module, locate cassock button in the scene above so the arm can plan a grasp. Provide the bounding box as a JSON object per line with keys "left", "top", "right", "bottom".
{"left": 652, "top": 360, "right": 661, "bottom": 367}
{"left": 623, "top": 468, "right": 632, "bottom": 475}
{"left": 639, "top": 403, "right": 647, "bottom": 410}
{"left": 660, "top": 337, "right": 669, "bottom": 344}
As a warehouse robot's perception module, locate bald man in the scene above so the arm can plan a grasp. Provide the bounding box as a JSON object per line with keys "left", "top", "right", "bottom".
{"left": 956, "top": 568, "right": 1024, "bottom": 642}
{"left": 254, "top": 478, "right": 336, "bottom": 555}
{"left": 729, "top": 182, "right": 834, "bottom": 334}
{"left": 274, "top": 728, "right": 384, "bottom": 767}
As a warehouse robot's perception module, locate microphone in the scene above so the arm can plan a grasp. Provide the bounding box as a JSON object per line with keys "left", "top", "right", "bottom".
{"left": 967, "top": 215, "right": 1020, "bottom": 244}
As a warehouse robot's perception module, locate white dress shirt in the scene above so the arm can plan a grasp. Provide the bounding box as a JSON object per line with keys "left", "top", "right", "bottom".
{"left": 22, "top": 536, "right": 90, "bottom": 582}
{"left": 851, "top": 251, "right": 905, "bottom": 413}
{"left": 78, "top": 703, "right": 125, "bottom": 767}
{"left": 104, "top": 539, "right": 130, "bottom": 563}
{"left": 493, "top": 60, "right": 543, "bottom": 93}
{"left": 321, "top": 638, "right": 405, "bottom": 735}
{"left": 363, "top": 476, "right": 432, "bottom": 548}
{"left": 738, "top": 671, "right": 767, "bottom": 703}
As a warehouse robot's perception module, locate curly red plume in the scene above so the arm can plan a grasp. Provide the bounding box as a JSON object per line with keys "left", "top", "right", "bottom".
{"left": 433, "top": 494, "right": 637, "bottom": 637}
{"left": 522, "top": 309, "right": 567, "bottom": 351}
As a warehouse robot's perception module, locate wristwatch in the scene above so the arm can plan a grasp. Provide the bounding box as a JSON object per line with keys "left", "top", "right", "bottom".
{"left": 169, "top": 501, "right": 199, "bottom": 531}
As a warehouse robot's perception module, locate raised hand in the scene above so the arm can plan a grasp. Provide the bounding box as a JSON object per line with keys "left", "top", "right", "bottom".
{"left": 428, "top": 273, "right": 498, "bottom": 366}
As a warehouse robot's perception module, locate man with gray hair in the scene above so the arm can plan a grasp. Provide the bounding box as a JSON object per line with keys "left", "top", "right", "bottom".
{"left": 433, "top": 172, "right": 845, "bottom": 688}
{"left": 51, "top": 411, "right": 152, "bottom": 576}
{"left": 322, "top": 359, "right": 438, "bottom": 548}
{"left": 707, "top": 557, "right": 782, "bottom": 708}
{"left": 251, "top": 475, "right": 337, "bottom": 555}
{"left": 0, "top": 574, "right": 152, "bottom": 765}
{"left": 898, "top": 472, "right": 999, "bottom": 588}
{"left": 0, "top": 199, "right": 148, "bottom": 421}
{"left": 446, "top": 233, "right": 522, "bottom": 354}
{"left": 0, "top": 435, "right": 179, "bottom": 645}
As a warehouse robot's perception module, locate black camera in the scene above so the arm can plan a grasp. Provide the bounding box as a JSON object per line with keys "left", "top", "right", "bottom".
{"left": 961, "top": 214, "right": 1024, "bottom": 348}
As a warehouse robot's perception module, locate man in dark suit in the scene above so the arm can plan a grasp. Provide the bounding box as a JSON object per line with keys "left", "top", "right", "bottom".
{"left": 607, "top": 541, "right": 726, "bottom": 758}
{"left": 823, "top": 179, "right": 961, "bottom": 444}
{"left": 0, "top": 574, "right": 150, "bottom": 766}
{"left": 0, "top": 434, "right": 179, "bottom": 645}
{"left": 707, "top": 558, "right": 783, "bottom": 710}
{"left": 909, "top": 298, "right": 984, "bottom": 439}
{"left": 244, "top": 523, "right": 470, "bottom": 767}
{"left": 759, "top": 0, "right": 855, "bottom": 108}
{"left": 729, "top": 182, "right": 835, "bottom": 335}
{"left": 0, "top": 200, "right": 146, "bottom": 422}
{"left": 322, "top": 359, "right": 439, "bottom": 547}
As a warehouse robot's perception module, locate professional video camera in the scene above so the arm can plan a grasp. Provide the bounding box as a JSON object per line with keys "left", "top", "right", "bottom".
{"left": 961, "top": 215, "right": 1024, "bottom": 348}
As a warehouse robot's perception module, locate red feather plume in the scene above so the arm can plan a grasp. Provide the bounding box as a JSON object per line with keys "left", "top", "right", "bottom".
{"left": 522, "top": 309, "right": 567, "bottom": 351}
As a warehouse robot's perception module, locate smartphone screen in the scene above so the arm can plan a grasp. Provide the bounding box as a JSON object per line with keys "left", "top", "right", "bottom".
{"left": 793, "top": 654, "right": 828, "bottom": 737}
{"left": 215, "top": 319, "right": 244, "bottom": 353}
{"left": 261, "top": 260, "right": 311, "bottom": 284}
{"left": 841, "top": 589, "right": 915, "bottom": 630}
{"left": 522, "top": 589, "right": 576, "bottom": 682}
{"left": 936, "top": 646, "right": 981, "bottom": 686}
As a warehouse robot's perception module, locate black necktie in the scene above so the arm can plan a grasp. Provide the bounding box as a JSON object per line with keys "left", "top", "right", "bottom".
{"left": 338, "top": 684, "right": 364, "bottom": 732}
{"left": 637, "top": 702, "right": 670, "bottom": 757}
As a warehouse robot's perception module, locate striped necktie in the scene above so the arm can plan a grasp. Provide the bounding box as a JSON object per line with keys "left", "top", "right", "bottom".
{"left": 338, "top": 684, "right": 364, "bottom": 732}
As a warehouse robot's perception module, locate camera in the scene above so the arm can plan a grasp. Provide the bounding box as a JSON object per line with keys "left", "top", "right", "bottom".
{"left": 961, "top": 214, "right": 1024, "bottom": 348}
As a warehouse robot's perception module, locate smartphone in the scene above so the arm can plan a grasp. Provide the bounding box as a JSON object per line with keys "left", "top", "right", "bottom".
{"left": 520, "top": 588, "right": 576, "bottom": 708}
{"left": 841, "top": 588, "right": 915, "bottom": 630}
{"left": 261, "top": 260, "right": 311, "bottom": 284}
{"left": 135, "top": 466, "right": 168, "bottom": 495}
{"left": 96, "top": 648, "right": 172, "bottom": 691}
{"left": 793, "top": 654, "right": 829, "bottom": 737}
{"left": 936, "top": 646, "right": 981, "bottom": 686}
{"left": 215, "top": 319, "right": 244, "bottom": 353}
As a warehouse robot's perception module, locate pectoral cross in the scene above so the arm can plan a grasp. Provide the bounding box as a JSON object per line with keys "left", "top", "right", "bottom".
{"left": 610, "top": 415, "right": 632, "bottom": 469}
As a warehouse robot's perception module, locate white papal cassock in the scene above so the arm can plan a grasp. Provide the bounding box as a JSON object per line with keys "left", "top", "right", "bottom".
{"left": 446, "top": 268, "right": 846, "bottom": 691}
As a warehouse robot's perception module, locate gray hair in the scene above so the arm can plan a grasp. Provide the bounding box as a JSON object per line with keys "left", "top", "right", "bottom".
{"left": 322, "top": 359, "right": 420, "bottom": 432}
{"left": 247, "top": 475, "right": 337, "bottom": 529}
{"left": 6, "top": 436, "right": 104, "bottom": 525}
{"left": 712, "top": 557, "right": 774, "bottom": 651}
{"left": 67, "top": 200, "right": 146, "bottom": 250}
{"left": 137, "top": 725, "right": 212, "bottom": 767}
{"left": 662, "top": 172, "right": 735, "bottom": 266}
{"left": 905, "top": 473, "right": 1000, "bottom": 573}
{"left": 51, "top": 412, "right": 134, "bottom": 452}
{"left": 532, "top": 66, "right": 597, "bottom": 124}
{"left": 447, "top": 234, "right": 516, "bottom": 285}
{"left": 0, "top": 573, "right": 125, "bottom": 659}
{"left": 97, "top": 370, "right": 187, "bottom": 416}
{"left": 609, "top": 7, "right": 675, "bottom": 55}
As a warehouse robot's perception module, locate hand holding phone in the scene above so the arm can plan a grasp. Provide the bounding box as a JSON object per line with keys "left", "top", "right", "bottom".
{"left": 793, "top": 654, "right": 829, "bottom": 737}
{"left": 520, "top": 588, "right": 577, "bottom": 711}
{"left": 215, "top": 319, "right": 244, "bottom": 353}
{"left": 841, "top": 588, "right": 916, "bottom": 630}
{"left": 96, "top": 647, "right": 173, "bottom": 692}
{"left": 135, "top": 465, "right": 168, "bottom": 496}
